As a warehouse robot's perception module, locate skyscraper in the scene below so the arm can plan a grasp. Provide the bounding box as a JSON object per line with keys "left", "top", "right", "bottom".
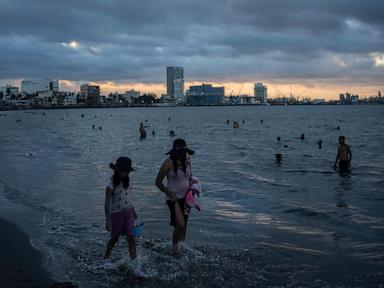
{"left": 254, "top": 82, "right": 268, "bottom": 103}
{"left": 166, "top": 66, "right": 184, "bottom": 101}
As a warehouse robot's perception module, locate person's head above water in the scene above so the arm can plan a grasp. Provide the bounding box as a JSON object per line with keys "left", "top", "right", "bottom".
{"left": 166, "top": 138, "right": 195, "bottom": 159}
{"left": 339, "top": 136, "right": 345, "bottom": 144}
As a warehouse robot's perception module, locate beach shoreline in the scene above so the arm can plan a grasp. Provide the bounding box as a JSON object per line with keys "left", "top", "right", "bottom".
{"left": 0, "top": 217, "right": 54, "bottom": 287}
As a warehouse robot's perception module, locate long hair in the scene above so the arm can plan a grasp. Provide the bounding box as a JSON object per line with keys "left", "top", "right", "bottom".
{"left": 170, "top": 152, "right": 188, "bottom": 176}
{"left": 112, "top": 171, "right": 130, "bottom": 189}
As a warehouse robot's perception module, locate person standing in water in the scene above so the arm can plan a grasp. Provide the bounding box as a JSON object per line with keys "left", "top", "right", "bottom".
{"left": 334, "top": 136, "right": 352, "bottom": 173}
{"left": 104, "top": 157, "right": 144, "bottom": 276}
{"left": 139, "top": 123, "right": 149, "bottom": 139}
{"left": 155, "top": 139, "right": 195, "bottom": 256}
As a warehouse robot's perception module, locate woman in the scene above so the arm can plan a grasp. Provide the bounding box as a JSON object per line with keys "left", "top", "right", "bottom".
{"left": 155, "top": 138, "right": 195, "bottom": 256}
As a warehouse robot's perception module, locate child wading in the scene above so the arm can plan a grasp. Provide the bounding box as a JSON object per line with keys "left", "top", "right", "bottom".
{"left": 103, "top": 157, "right": 144, "bottom": 276}
{"left": 155, "top": 139, "right": 196, "bottom": 256}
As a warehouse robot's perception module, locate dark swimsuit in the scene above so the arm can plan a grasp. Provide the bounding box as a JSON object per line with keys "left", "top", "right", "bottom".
{"left": 339, "top": 160, "right": 350, "bottom": 173}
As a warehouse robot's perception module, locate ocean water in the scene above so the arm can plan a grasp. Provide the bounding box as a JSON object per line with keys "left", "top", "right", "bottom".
{"left": 0, "top": 105, "right": 383, "bottom": 287}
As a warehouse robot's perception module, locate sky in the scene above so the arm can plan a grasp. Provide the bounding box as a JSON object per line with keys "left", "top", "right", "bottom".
{"left": 0, "top": 0, "right": 383, "bottom": 99}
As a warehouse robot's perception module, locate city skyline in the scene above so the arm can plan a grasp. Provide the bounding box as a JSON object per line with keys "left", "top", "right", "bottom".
{"left": 0, "top": 0, "right": 383, "bottom": 99}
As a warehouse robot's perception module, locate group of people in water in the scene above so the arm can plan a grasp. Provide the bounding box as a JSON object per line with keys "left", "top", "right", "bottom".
{"left": 139, "top": 120, "right": 176, "bottom": 139}
{"left": 227, "top": 119, "right": 352, "bottom": 174}
{"left": 103, "top": 138, "right": 196, "bottom": 277}
{"left": 102, "top": 115, "right": 352, "bottom": 277}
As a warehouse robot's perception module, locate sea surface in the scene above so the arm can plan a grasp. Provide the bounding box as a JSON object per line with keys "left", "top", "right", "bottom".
{"left": 0, "top": 105, "right": 383, "bottom": 287}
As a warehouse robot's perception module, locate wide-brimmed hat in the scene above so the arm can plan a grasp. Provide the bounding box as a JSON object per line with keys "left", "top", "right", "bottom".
{"left": 109, "top": 157, "right": 135, "bottom": 172}
{"left": 166, "top": 138, "right": 194, "bottom": 157}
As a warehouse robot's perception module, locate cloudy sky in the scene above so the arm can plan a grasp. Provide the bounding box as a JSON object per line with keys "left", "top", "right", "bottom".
{"left": 0, "top": 0, "right": 383, "bottom": 99}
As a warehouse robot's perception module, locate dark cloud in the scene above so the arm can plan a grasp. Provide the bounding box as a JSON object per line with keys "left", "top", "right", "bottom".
{"left": 0, "top": 0, "right": 383, "bottom": 84}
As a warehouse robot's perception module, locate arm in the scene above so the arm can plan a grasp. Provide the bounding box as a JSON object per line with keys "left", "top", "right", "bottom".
{"left": 334, "top": 147, "right": 340, "bottom": 168}
{"left": 104, "top": 187, "right": 113, "bottom": 231}
{"left": 155, "top": 159, "right": 177, "bottom": 202}
{"left": 348, "top": 146, "right": 352, "bottom": 163}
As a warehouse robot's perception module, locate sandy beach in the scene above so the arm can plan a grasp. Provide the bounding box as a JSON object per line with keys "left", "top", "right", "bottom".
{"left": 0, "top": 217, "right": 53, "bottom": 287}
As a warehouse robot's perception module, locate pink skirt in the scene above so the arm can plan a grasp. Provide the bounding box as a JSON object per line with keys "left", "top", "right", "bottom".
{"left": 110, "top": 208, "right": 134, "bottom": 239}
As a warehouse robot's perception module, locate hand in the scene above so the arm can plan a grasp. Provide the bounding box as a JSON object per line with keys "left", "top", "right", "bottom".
{"left": 133, "top": 210, "right": 138, "bottom": 220}
{"left": 106, "top": 218, "right": 112, "bottom": 231}
{"left": 169, "top": 192, "right": 178, "bottom": 202}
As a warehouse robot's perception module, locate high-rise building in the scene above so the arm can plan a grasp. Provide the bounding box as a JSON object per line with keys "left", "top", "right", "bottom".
{"left": 254, "top": 82, "right": 268, "bottom": 103}
{"left": 186, "top": 83, "right": 224, "bottom": 105}
{"left": 80, "top": 84, "right": 100, "bottom": 105}
{"left": 166, "top": 66, "right": 184, "bottom": 101}
{"left": 21, "top": 79, "right": 59, "bottom": 94}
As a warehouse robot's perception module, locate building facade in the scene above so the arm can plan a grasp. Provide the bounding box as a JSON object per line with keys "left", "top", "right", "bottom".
{"left": 254, "top": 82, "right": 268, "bottom": 103}
{"left": 166, "top": 66, "right": 184, "bottom": 101}
{"left": 124, "top": 89, "right": 140, "bottom": 99}
{"left": 1, "top": 84, "right": 19, "bottom": 95}
{"left": 80, "top": 84, "right": 100, "bottom": 105}
{"left": 186, "top": 83, "right": 225, "bottom": 105}
{"left": 21, "top": 79, "right": 59, "bottom": 94}
{"left": 339, "top": 92, "right": 359, "bottom": 104}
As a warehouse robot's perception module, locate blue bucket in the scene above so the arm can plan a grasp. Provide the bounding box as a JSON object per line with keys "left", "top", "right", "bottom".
{"left": 133, "top": 222, "right": 144, "bottom": 237}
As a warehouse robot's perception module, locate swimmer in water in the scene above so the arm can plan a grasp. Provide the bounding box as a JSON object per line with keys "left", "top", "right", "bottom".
{"left": 276, "top": 153, "right": 282, "bottom": 164}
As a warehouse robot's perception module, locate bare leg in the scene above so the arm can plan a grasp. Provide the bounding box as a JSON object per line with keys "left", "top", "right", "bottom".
{"left": 104, "top": 238, "right": 118, "bottom": 259}
{"left": 127, "top": 235, "right": 136, "bottom": 260}
{"left": 172, "top": 202, "right": 185, "bottom": 255}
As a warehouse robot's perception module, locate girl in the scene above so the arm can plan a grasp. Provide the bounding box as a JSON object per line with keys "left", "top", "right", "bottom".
{"left": 155, "top": 138, "right": 195, "bottom": 256}
{"left": 104, "top": 157, "right": 144, "bottom": 276}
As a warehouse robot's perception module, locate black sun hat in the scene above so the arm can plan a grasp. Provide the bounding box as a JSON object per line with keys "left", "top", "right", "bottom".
{"left": 166, "top": 138, "right": 195, "bottom": 157}
{"left": 109, "top": 157, "right": 135, "bottom": 172}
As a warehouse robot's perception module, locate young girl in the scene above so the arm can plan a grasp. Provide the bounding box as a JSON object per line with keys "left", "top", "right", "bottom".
{"left": 104, "top": 157, "right": 144, "bottom": 276}
{"left": 155, "top": 138, "right": 195, "bottom": 256}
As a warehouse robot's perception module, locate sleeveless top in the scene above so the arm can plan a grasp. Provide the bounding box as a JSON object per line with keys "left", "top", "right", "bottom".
{"left": 166, "top": 157, "right": 192, "bottom": 200}
{"left": 106, "top": 178, "right": 133, "bottom": 213}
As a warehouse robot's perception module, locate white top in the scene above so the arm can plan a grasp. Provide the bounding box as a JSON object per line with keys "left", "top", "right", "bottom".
{"left": 166, "top": 157, "right": 192, "bottom": 200}
{"left": 107, "top": 178, "right": 133, "bottom": 213}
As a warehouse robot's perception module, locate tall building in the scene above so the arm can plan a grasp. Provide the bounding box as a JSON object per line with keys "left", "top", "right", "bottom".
{"left": 80, "top": 84, "right": 100, "bottom": 105}
{"left": 21, "top": 79, "right": 59, "bottom": 94}
{"left": 186, "top": 83, "right": 224, "bottom": 105}
{"left": 254, "top": 82, "right": 268, "bottom": 103}
{"left": 166, "top": 66, "right": 184, "bottom": 101}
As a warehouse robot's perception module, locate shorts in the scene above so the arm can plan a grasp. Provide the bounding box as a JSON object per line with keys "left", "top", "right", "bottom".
{"left": 166, "top": 198, "right": 189, "bottom": 227}
{"left": 110, "top": 208, "right": 135, "bottom": 240}
{"left": 339, "top": 160, "right": 350, "bottom": 173}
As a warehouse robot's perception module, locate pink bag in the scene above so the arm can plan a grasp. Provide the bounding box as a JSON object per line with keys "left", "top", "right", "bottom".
{"left": 185, "top": 176, "right": 201, "bottom": 214}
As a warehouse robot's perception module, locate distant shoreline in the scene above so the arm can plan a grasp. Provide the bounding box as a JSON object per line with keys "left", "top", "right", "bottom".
{"left": 1, "top": 102, "right": 382, "bottom": 112}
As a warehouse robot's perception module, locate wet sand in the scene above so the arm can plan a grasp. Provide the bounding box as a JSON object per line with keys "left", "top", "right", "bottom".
{"left": 0, "top": 217, "right": 53, "bottom": 287}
